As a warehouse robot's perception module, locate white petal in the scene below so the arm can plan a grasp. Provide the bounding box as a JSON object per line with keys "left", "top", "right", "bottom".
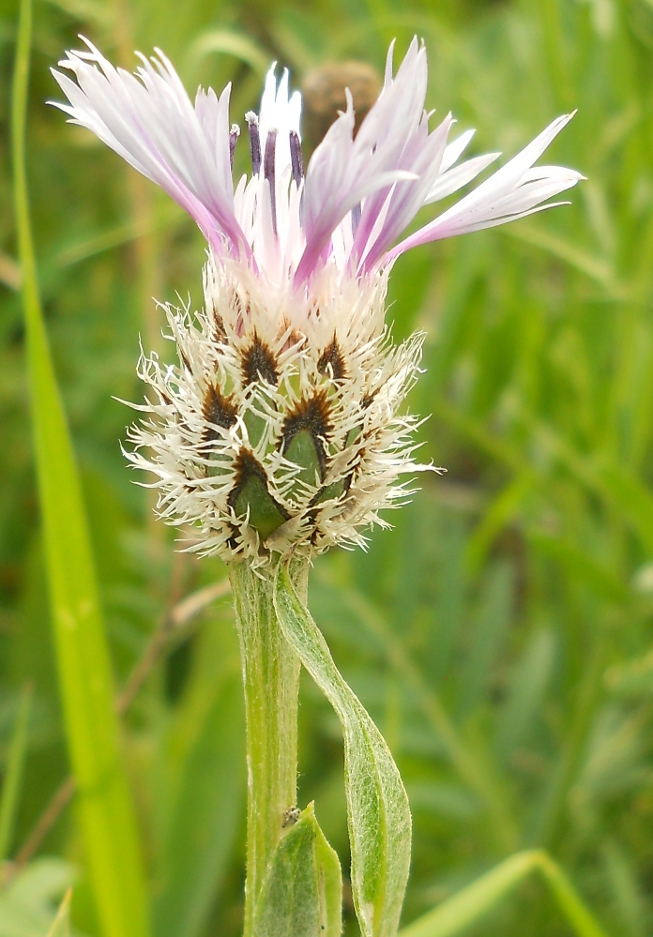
{"left": 386, "top": 114, "right": 582, "bottom": 261}
{"left": 50, "top": 38, "right": 246, "bottom": 256}
{"left": 425, "top": 151, "right": 500, "bottom": 204}
{"left": 440, "top": 128, "right": 475, "bottom": 172}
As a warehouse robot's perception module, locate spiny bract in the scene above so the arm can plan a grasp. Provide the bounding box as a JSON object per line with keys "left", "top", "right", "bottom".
{"left": 128, "top": 258, "right": 429, "bottom": 563}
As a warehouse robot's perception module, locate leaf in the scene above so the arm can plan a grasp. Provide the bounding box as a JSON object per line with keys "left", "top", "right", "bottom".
{"left": 465, "top": 473, "right": 533, "bottom": 573}
{"left": 397, "top": 850, "right": 610, "bottom": 937}
{"left": 46, "top": 891, "right": 71, "bottom": 937}
{"left": 0, "top": 858, "right": 77, "bottom": 937}
{"left": 253, "top": 804, "right": 342, "bottom": 937}
{"left": 0, "top": 683, "right": 33, "bottom": 863}
{"left": 273, "top": 567, "right": 411, "bottom": 937}
{"left": 594, "top": 462, "right": 653, "bottom": 556}
{"left": 188, "top": 30, "right": 271, "bottom": 77}
{"left": 153, "top": 670, "right": 245, "bottom": 937}
{"left": 456, "top": 561, "right": 513, "bottom": 719}
{"left": 398, "top": 851, "right": 539, "bottom": 937}
{"left": 11, "top": 3, "right": 149, "bottom": 936}
{"left": 529, "top": 533, "right": 628, "bottom": 604}
{"left": 495, "top": 630, "right": 556, "bottom": 761}
{"left": 501, "top": 222, "right": 623, "bottom": 295}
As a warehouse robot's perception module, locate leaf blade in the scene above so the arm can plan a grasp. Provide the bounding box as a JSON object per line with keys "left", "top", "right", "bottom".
{"left": 253, "top": 804, "right": 342, "bottom": 937}
{"left": 398, "top": 850, "right": 610, "bottom": 937}
{"left": 0, "top": 683, "right": 33, "bottom": 863}
{"left": 274, "top": 567, "right": 411, "bottom": 937}
{"left": 10, "top": 2, "right": 150, "bottom": 935}
{"left": 46, "top": 889, "right": 72, "bottom": 937}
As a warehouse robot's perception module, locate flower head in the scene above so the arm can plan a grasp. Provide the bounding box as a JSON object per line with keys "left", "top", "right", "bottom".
{"left": 51, "top": 38, "right": 582, "bottom": 564}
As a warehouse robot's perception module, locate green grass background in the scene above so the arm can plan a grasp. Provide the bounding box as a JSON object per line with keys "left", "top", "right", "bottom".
{"left": 2, "top": 0, "right": 653, "bottom": 934}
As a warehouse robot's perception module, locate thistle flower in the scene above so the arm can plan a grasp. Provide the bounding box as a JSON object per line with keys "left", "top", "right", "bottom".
{"left": 51, "top": 38, "right": 582, "bottom": 565}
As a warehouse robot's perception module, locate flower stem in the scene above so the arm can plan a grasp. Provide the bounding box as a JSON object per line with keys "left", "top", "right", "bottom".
{"left": 229, "top": 557, "right": 308, "bottom": 937}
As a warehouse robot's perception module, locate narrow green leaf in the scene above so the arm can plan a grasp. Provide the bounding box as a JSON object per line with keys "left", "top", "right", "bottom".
{"left": 501, "top": 222, "right": 623, "bottom": 295}
{"left": 495, "top": 630, "right": 556, "bottom": 761}
{"left": 153, "top": 671, "right": 245, "bottom": 937}
{"left": 465, "top": 473, "right": 533, "bottom": 573}
{"left": 529, "top": 533, "right": 628, "bottom": 604}
{"left": 0, "top": 858, "right": 76, "bottom": 937}
{"left": 594, "top": 462, "right": 653, "bottom": 556}
{"left": 274, "top": 567, "right": 411, "bottom": 937}
{"left": 11, "top": 3, "right": 149, "bottom": 937}
{"left": 253, "top": 804, "right": 342, "bottom": 937}
{"left": 398, "top": 850, "right": 610, "bottom": 937}
{"left": 0, "top": 683, "right": 33, "bottom": 863}
{"left": 398, "top": 851, "right": 540, "bottom": 937}
{"left": 537, "top": 853, "right": 611, "bottom": 937}
{"left": 46, "top": 890, "right": 71, "bottom": 937}
{"left": 188, "top": 30, "right": 271, "bottom": 77}
{"left": 457, "top": 561, "right": 512, "bottom": 719}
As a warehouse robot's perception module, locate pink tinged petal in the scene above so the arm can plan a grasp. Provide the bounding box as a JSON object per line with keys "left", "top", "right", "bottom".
{"left": 356, "top": 187, "right": 396, "bottom": 269}
{"left": 50, "top": 39, "right": 248, "bottom": 258}
{"left": 352, "top": 117, "right": 433, "bottom": 256}
{"left": 295, "top": 93, "right": 416, "bottom": 282}
{"left": 194, "top": 82, "right": 237, "bottom": 195}
{"left": 356, "top": 38, "right": 427, "bottom": 159}
{"left": 282, "top": 178, "right": 304, "bottom": 272}
{"left": 439, "top": 113, "right": 578, "bottom": 214}
{"left": 425, "top": 151, "right": 500, "bottom": 204}
{"left": 356, "top": 113, "right": 455, "bottom": 272}
{"left": 52, "top": 66, "right": 228, "bottom": 244}
{"left": 296, "top": 40, "right": 431, "bottom": 283}
{"left": 386, "top": 113, "right": 583, "bottom": 262}
{"left": 440, "top": 129, "right": 475, "bottom": 172}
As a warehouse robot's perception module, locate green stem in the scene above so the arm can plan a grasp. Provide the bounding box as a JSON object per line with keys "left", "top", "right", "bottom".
{"left": 229, "top": 557, "right": 308, "bottom": 937}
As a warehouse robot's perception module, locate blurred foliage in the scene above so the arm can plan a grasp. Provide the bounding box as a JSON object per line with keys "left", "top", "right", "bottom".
{"left": 1, "top": 0, "right": 653, "bottom": 935}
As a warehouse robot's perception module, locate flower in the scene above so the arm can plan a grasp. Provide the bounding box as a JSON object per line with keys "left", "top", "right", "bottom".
{"left": 51, "top": 38, "right": 582, "bottom": 564}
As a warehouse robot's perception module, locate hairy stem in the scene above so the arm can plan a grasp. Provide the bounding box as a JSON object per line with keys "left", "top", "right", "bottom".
{"left": 230, "top": 557, "right": 308, "bottom": 937}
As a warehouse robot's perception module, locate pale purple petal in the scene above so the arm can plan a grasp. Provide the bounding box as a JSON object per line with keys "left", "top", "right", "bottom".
{"left": 425, "top": 151, "right": 500, "bottom": 204}
{"left": 355, "top": 113, "right": 455, "bottom": 272}
{"left": 295, "top": 90, "right": 417, "bottom": 282}
{"left": 386, "top": 113, "right": 583, "bottom": 262}
{"left": 354, "top": 38, "right": 428, "bottom": 166}
{"left": 50, "top": 38, "right": 248, "bottom": 257}
{"left": 440, "top": 129, "right": 475, "bottom": 172}
{"left": 296, "top": 39, "right": 442, "bottom": 283}
{"left": 50, "top": 36, "right": 582, "bottom": 289}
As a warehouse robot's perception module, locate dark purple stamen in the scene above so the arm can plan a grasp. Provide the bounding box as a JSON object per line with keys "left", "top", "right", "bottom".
{"left": 245, "top": 112, "right": 261, "bottom": 175}
{"left": 264, "top": 130, "right": 278, "bottom": 235}
{"left": 351, "top": 202, "right": 361, "bottom": 235}
{"left": 289, "top": 130, "right": 304, "bottom": 187}
{"left": 229, "top": 124, "right": 240, "bottom": 169}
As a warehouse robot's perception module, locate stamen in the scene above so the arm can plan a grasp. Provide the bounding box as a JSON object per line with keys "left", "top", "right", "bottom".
{"left": 289, "top": 130, "right": 304, "bottom": 186}
{"left": 264, "top": 129, "right": 278, "bottom": 236}
{"left": 245, "top": 112, "right": 261, "bottom": 175}
{"left": 229, "top": 123, "right": 240, "bottom": 169}
{"left": 351, "top": 202, "right": 361, "bottom": 235}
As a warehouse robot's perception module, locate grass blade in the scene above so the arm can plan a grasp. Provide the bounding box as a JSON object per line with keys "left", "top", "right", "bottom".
{"left": 538, "top": 853, "right": 611, "bottom": 937}
{"left": 153, "top": 671, "right": 245, "bottom": 937}
{"left": 11, "top": 3, "right": 149, "bottom": 936}
{"left": 398, "top": 850, "right": 610, "bottom": 937}
{"left": 0, "top": 683, "right": 33, "bottom": 864}
{"left": 46, "top": 889, "right": 71, "bottom": 937}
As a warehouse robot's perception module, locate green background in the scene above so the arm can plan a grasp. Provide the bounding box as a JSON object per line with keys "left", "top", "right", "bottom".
{"left": 1, "top": 0, "right": 653, "bottom": 934}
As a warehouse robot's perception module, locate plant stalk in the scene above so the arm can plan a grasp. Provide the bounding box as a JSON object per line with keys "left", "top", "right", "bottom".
{"left": 229, "top": 557, "right": 308, "bottom": 937}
